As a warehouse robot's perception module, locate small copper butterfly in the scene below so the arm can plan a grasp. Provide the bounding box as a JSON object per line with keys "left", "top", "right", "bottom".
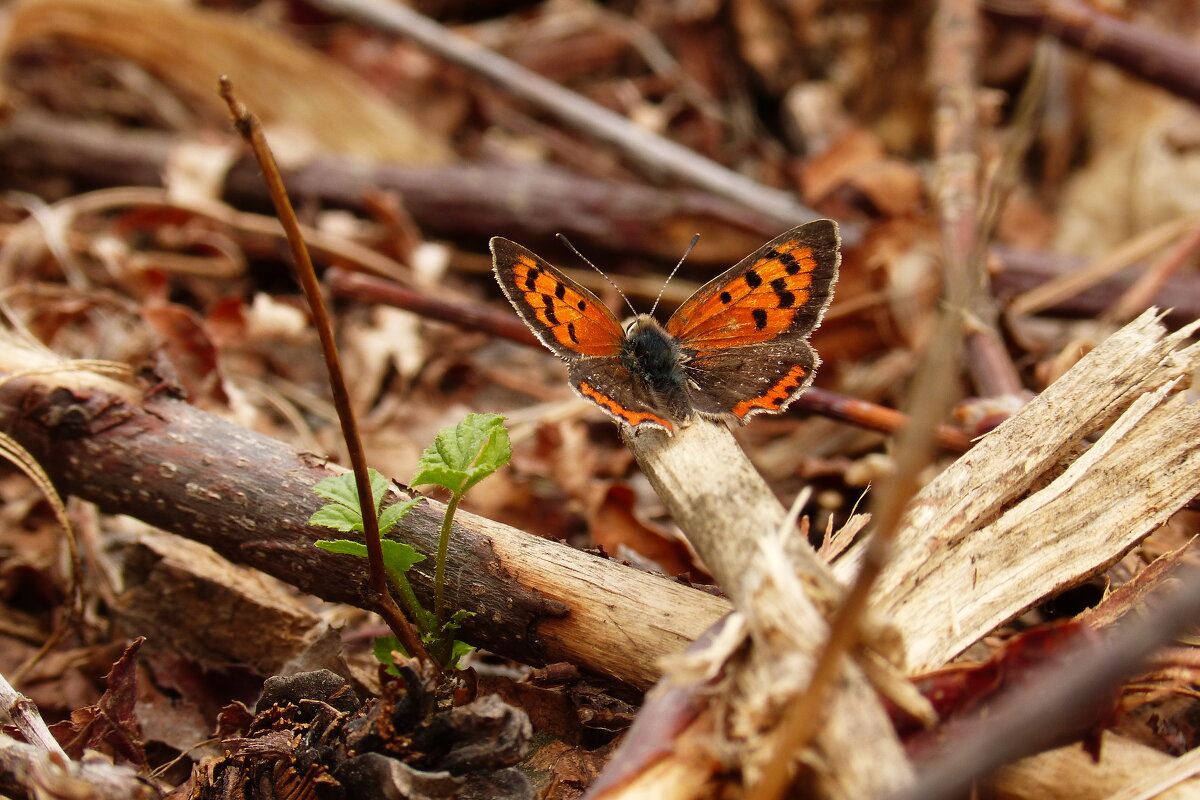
{"left": 490, "top": 220, "right": 840, "bottom": 435}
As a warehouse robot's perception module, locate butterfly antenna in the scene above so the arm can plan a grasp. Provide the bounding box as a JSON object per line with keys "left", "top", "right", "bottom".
{"left": 556, "top": 234, "right": 639, "bottom": 316}
{"left": 648, "top": 233, "right": 700, "bottom": 317}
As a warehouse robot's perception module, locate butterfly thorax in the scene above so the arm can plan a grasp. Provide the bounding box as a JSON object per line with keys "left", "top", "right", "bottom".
{"left": 620, "top": 315, "right": 687, "bottom": 396}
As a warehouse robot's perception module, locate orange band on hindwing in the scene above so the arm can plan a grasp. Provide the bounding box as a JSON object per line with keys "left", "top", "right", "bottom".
{"left": 577, "top": 381, "right": 673, "bottom": 431}
{"left": 730, "top": 364, "right": 808, "bottom": 419}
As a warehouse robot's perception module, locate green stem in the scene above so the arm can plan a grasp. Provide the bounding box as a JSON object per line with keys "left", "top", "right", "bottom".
{"left": 434, "top": 492, "right": 461, "bottom": 626}
{"left": 390, "top": 571, "right": 437, "bottom": 634}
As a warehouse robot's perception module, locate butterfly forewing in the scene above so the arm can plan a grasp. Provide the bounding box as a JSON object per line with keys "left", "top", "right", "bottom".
{"left": 665, "top": 221, "right": 840, "bottom": 354}
{"left": 490, "top": 238, "right": 625, "bottom": 360}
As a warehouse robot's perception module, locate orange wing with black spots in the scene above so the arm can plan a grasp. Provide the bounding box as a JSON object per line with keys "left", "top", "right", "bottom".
{"left": 670, "top": 220, "right": 840, "bottom": 422}
{"left": 666, "top": 220, "right": 840, "bottom": 354}
{"left": 492, "top": 220, "right": 840, "bottom": 434}
{"left": 490, "top": 238, "right": 624, "bottom": 360}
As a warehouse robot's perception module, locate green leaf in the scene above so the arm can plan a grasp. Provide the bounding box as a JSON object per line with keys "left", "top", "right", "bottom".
{"left": 379, "top": 497, "right": 423, "bottom": 536}
{"left": 380, "top": 538, "right": 425, "bottom": 573}
{"left": 411, "top": 413, "right": 511, "bottom": 496}
{"left": 311, "top": 469, "right": 393, "bottom": 518}
{"left": 314, "top": 538, "right": 425, "bottom": 580}
{"left": 372, "top": 635, "right": 405, "bottom": 677}
{"left": 314, "top": 538, "right": 369, "bottom": 557}
{"left": 308, "top": 505, "right": 364, "bottom": 532}
{"left": 447, "top": 639, "right": 474, "bottom": 669}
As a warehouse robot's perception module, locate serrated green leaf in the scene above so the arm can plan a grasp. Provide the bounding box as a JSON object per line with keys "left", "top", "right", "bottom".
{"left": 311, "top": 469, "right": 393, "bottom": 514}
{"left": 411, "top": 413, "right": 511, "bottom": 494}
{"left": 308, "top": 505, "right": 364, "bottom": 532}
{"left": 378, "top": 496, "right": 423, "bottom": 535}
{"left": 314, "top": 538, "right": 368, "bottom": 556}
{"left": 380, "top": 538, "right": 425, "bottom": 573}
{"left": 315, "top": 538, "right": 424, "bottom": 580}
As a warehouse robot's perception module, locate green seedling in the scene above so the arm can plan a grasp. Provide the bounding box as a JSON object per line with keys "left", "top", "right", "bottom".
{"left": 311, "top": 414, "right": 511, "bottom": 670}
{"left": 410, "top": 413, "right": 511, "bottom": 625}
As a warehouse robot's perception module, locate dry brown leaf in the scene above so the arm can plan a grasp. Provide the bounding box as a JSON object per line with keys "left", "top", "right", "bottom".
{"left": 6, "top": 0, "right": 452, "bottom": 164}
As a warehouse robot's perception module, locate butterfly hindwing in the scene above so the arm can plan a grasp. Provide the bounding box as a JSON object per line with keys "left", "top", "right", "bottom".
{"left": 665, "top": 220, "right": 840, "bottom": 355}
{"left": 566, "top": 359, "right": 676, "bottom": 433}
{"left": 490, "top": 237, "right": 625, "bottom": 361}
{"left": 685, "top": 341, "right": 819, "bottom": 422}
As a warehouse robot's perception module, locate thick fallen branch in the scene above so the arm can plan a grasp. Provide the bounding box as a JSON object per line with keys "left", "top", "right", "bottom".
{"left": 0, "top": 350, "right": 729, "bottom": 691}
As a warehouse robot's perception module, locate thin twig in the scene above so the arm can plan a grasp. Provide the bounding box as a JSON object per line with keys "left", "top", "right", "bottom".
{"left": 984, "top": 0, "right": 1200, "bottom": 106}
{"left": 933, "top": 0, "right": 1022, "bottom": 399}
{"left": 1105, "top": 219, "right": 1200, "bottom": 325}
{"left": 303, "top": 0, "right": 820, "bottom": 229}
{"left": 218, "top": 77, "right": 430, "bottom": 666}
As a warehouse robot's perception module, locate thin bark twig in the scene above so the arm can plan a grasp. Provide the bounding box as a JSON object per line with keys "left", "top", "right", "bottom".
{"left": 218, "top": 78, "right": 430, "bottom": 666}
{"left": 304, "top": 0, "right": 820, "bottom": 229}
{"left": 984, "top": 0, "right": 1200, "bottom": 106}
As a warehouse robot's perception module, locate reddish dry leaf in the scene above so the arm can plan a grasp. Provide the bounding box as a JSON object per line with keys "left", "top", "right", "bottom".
{"left": 895, "top": 621, "right": 1116, "bottom": 760}
{"left": 588, "top": 484, "right": 706, "bottom": 579}
{"left": 140, "top": 302, "right": 229, "bottom": 406}
{"left": 54, "top": 637, "right": 149, "bottom": 768}
{"left": 1080, "top": 540, "right": 1195, "bottom": 630}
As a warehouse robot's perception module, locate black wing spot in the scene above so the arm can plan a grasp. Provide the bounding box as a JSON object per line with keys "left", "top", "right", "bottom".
{"left": 542, "top": 296, "right": 560, "bottom": 326}
{"left": 720, "top": 290, "right": 732, "bottom": 304}
{"left": 524, "top": 267, "right": 541, "bottom": 292}
{"left": 745, "top": 270, "right": 763, "bottom": 289}
{"left": 555, "top": 282, "right": 567, "bottom": 300}
{"left": 566, "top": 322, "right": 578, "bottom": 343}
{"left": 752, "top": 308, "right": 768, "bottom": 329}
{"left": 771, "top": 277, "right": 796, "bottom": 308}
{"left": 578, "top": 300, "right": 587, "bottom": 311}
{"left": 772, "top": 249, "right": 803, "bottom": 275}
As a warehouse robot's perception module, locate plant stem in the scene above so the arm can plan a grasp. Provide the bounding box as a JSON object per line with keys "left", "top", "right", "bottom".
{"left": 434, "top": 492, "right": 461, "bottom": 625}
{"left": 218, "top": 78, "right": 432, "bottom": 667}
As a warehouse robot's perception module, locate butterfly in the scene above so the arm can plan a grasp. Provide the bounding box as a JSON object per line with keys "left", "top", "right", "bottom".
{"left": 490, "top": 219, "right": 840, "bottom": 435}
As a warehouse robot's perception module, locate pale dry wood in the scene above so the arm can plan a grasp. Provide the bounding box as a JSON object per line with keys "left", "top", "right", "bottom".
{"left": 619, "top": 420, "right": 913, "bottom": 799}
{"left": 984, "top": 733, "right": 1200, "bottom": 800}
{"left": 0, "top": 672, "right": 64, "bottom": 758}
{"left": 0, "top": 736, "right": 156, "bottom": 800}
{"left": 834, "top": 309, "right": 1200, "bottom": 671}
{"left": 451, "top": 511, "right": 732, "bottom": 689}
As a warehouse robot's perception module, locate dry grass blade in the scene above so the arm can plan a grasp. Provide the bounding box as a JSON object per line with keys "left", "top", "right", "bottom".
{"left": 1010, "top": 215, "right": 1200, "bottom": 316}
